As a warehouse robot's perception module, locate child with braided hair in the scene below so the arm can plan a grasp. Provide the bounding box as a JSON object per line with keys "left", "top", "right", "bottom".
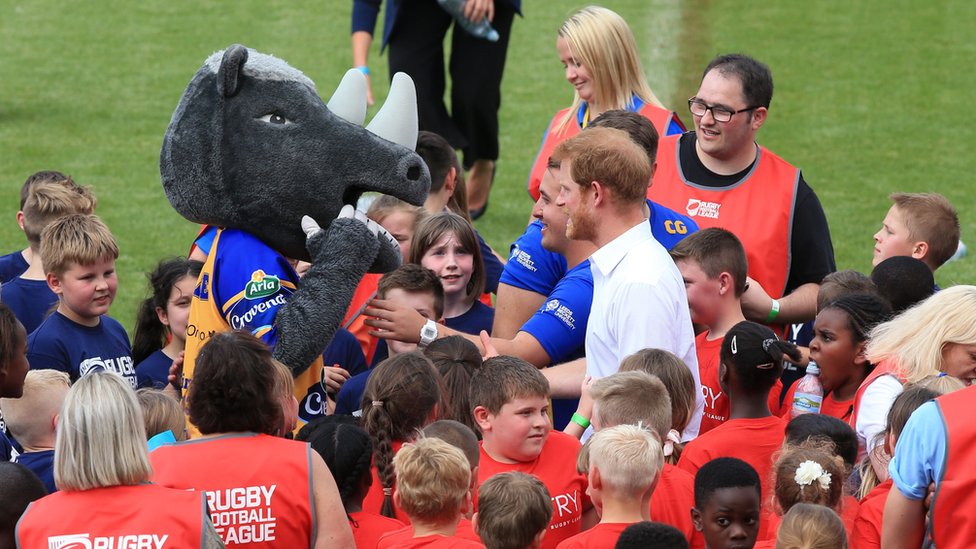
{"left": 298, "top": 416, "right": 405, "bottom": 548}
{"left": 361, "top": 351, "right": 443, "bottom": 523}
{"left": 780, "top": 293, "right": 891, "bottom": 422}
{"left": 752, "top": 441, "right": 846, "bottom": 548}
{"left": 678, "top": 321, "right": 802, "bottom": 543}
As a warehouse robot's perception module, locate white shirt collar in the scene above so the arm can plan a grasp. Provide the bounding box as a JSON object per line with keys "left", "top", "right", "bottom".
{"left": 589, "top": 221, "right": 653, "bottom": 278}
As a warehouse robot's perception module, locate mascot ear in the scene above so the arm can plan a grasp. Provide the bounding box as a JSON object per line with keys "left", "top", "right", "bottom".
{"left": 218, "top": 44, "right": 249, "bottom": 98}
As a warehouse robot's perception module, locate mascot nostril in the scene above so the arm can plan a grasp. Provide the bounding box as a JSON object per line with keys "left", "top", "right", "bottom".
{"left": 407, "top": 165, "right": 421, "bottom": 181}
{"left": 160, "top": 44, "right": 430, "bottom": 434}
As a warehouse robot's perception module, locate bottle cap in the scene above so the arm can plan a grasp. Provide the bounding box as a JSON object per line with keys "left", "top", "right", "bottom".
{"left": 806, "top": 361, "right": 820, "bottom": 375}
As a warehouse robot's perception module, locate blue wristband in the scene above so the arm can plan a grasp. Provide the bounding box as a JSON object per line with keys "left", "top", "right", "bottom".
{"left": 355, "top": 65, "right": 370, "bottom": 76}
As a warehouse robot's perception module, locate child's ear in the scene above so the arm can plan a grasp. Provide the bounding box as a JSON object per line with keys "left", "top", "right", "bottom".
{"left": 471, "top": 512, "right": 480, "bottom": 535}
{"left": 691, "top": 507, "right": 704, "bottom": 532}
{"left": 912, "top": 241, "right": 929, "bottom": 261}
{"left": 473, "top": 406, "right": 492, "bottom": 432}
{"left": 46, "top": 273, "right": 63, "bottom": 295}
{"left": 718, "top": 362, "right": 730, "bottom": 386}
{"left": 854, "top": 341, "right": 869, "bottom": 366}
{"left": 589, "top": 466, "right": 602, "bottom": 491}
{"left": 718, "top": 272, "right": 734, "bottom": 296}
{"left": 884, "top": 431, "right": 896, "bottom": 457}
{"left": 16, "top": 211, "right": 26, "bottom": 231}
{"left": 443, "top": 167, "right": 458, "bottom": 196}
{"left": 469, "top": 466, "right": 479, "bottom": 490}
{"left": 156, "top": 306, "right": 170, "bottom": 327}
{"left": 392, "top": 489, "right": 402, "bottom": 509}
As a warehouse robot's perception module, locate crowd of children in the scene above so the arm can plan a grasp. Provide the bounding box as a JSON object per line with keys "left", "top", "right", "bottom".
{"left": 1, "top": 11, "right": 973, "bottom": 549}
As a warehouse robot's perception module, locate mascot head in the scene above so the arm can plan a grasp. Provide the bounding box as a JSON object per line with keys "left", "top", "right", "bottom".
{"left": 160, "top": 44, "right": 431, "bottom": 262}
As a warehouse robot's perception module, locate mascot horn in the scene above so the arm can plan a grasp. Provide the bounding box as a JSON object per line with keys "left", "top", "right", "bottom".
{"left": 160, "top": 44, "right": 430, "bottom": 428}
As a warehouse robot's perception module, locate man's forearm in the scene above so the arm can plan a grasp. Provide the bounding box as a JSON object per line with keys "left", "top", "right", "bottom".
{"left": 542, "top": 358, "right": 586, "bottom": 399}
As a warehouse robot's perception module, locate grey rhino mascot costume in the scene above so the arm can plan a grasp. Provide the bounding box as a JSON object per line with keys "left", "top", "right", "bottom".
{"left": 160, "top": 44, "right": 430, "bottom": 427}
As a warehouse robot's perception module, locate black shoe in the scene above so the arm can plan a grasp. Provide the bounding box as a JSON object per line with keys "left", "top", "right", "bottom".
{"left": 468, "top": 161, "right": 496, "bottom": 221}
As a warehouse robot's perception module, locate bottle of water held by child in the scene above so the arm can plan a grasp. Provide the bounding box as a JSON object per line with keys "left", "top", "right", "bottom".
{"left": 791, "top": 361, "right": 824, "bottom": 418}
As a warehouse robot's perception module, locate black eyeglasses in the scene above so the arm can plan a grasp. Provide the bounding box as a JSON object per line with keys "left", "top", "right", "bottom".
{"left": 688, "top": 98, "right": 759, "bottom": 123}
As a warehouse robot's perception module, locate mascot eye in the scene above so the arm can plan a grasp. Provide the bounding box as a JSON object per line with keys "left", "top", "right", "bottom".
{"left": 258, "top": 113, "right": 293, "bottom": 125}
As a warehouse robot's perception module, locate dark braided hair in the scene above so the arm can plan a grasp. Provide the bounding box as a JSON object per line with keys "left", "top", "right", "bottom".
{"left": 361, "top": 351, "right": 441, "bottom": 518}
{"left": 823, "top": 293, "right": 892, "bottom": 345}
{"left": 297, "top": 416, "right": 373, "bottom": 512}
{"left": 721, "top": 321, "right": 802, "bottom": 393}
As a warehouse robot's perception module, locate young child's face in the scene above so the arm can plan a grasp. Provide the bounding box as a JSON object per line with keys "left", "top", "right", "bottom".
{"left": 421, "top": 232, "right": 474, "bottom": 301}
{"left": 0, "top": 321, "right": 30, "bottom": 398}
{"left": 49, "top": 257, "right": 118, "bottom": 326}
{"left": 873, "top": 205, "right": 918, "bottom": 266}
{"left": 940, "top": 342, "right": 976, "bottom": 385}
{"left": 383, "top": 288, "right": 438, "bottom": 356}
{"left": 378, "top": 210, "right": 418, "bottom": 261}
{"left": 157, "top": 274, "right": 196, "bottom": 346}
{"left": 809, "top": 307, "right": 864, "bottom": 394}
{"left": 676, "top": 259, "right": 723, "bottom": 326}
{"left": 479, "top": 394, "right": 551, "bottom": 463}
{"left": 692, "top": 487, "right": 761, "bottom": 549}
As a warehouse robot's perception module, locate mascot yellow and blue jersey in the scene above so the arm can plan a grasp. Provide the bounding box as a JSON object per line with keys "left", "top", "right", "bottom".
{"left": 183, "top": 228, "right": 328, "bottom": 427}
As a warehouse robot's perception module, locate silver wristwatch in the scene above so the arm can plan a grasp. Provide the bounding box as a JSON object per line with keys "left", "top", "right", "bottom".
{"left": 418, "top": 319, "right": 438, "bottom": 348}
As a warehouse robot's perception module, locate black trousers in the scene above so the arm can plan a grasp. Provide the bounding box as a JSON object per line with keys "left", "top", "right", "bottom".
{"left": 387, "top": 0, "right": 516, "bottom": 167}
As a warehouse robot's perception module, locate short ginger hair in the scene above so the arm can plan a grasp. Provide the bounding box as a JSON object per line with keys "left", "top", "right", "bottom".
{"left": 552, "top": 126, "right": 651, "bottom": 207}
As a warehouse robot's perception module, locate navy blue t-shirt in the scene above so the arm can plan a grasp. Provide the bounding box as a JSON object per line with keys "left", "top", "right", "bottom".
{"left": 27, "top": 312, "right": 135, "bottom": 387}
{"left": 0, "top": 411, "right": 16, "bottom": 462}
{"left": 334, "top": 369, "right": 372, "bottom": 416}
{"left": 17, "top": 450, "right": 55, "bottom": 494}
{"left": 0, "top": 251, "right": 29, "bottom": 284}
{"left": 446, "top": 300, "right": 494, "bottom": 337}
{"left": 1, "top": 277, "right": 57, "bottom": 335}
{"left": 323, "top": 327, "right": 368, "bottom": 377}
{"left": 135, "top": 349, "right": 174, "bottom": 389}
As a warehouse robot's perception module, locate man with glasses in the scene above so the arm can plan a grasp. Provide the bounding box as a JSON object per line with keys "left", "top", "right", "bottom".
{"left": 649, "top": 53, "right": 835, "bottom": 333}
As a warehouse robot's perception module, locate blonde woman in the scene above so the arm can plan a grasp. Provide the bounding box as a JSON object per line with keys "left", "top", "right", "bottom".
{"left": 527, "top": 5, "right": 684, "bottom": 201}
{"left": 16, "top": 372, "right": 223, "bottom": 548}
{"left": 852, "top": 285, "right": 976, "bottom": 458}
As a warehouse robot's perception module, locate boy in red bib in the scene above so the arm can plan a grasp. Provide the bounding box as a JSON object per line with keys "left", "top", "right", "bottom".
{"left": 472, "top": 356, "right": 593, "bottom": 549}
{"left": 387, "top": 437, "right": 482, "bottom": 548}
{"left": 556, "top": 424, "right": 663, "bottom": 549}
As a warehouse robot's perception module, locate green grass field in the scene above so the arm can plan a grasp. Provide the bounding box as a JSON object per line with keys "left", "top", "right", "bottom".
{"left": 1, "top": 0, "right": 972, "bottom": 333}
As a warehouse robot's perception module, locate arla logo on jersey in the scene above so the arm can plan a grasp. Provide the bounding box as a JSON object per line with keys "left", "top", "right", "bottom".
{"left": 245, "top": 270, "right": 281, "bottom": 299}
{"left": 686, "top": 198, "right": 721, "bottom": 219}
{"left": 48, "top": 533, "right": 169, "bottom": 549}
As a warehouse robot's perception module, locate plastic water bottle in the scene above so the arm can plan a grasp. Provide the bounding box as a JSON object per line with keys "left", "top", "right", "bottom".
{"left": 437, "top": 0, "right": 500, "bottom": 42}
{"left": 791, "top": 361, "right": 824, "bottom": 418}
